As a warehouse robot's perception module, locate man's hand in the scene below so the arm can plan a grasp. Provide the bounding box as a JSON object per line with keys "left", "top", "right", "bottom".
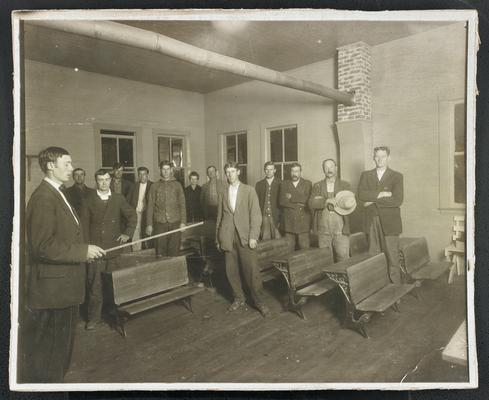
{"left": 249, "top": 239, "right": 257, "bottom": 249}
{"left": 180, "top": 223, "right": 186, "bottom": 229}
{"left": 326, "top": 198, "right": 336, "bottom": 211}
{"left": 377, "top": 191, "right": 392, "bottom": 198}
{"left": 364, "top": 201, "right": 374, "bottom": 207}
{"left": 285, "top": 193, "right": 292, "bottom": 199}
{"left": 117, "top": 234, "right": 130, "bottom": 243}
{"left": 86, "top": 245, "right": 105, "bottom": 261}
{"left": 216, "top": 241, "right": 222, "bottom": 252}
{"left": 146, "top": 225, "right": 153, "bottom": 236}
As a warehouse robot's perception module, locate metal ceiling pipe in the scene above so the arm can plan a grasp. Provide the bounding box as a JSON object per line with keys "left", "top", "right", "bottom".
{"left": 29, "top": 20, "right": 355, "bottom": 105}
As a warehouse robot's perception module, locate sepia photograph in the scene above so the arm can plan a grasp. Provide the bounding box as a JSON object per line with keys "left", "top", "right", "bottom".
{"left": 9, "top": 8, "right": 477, "bottom": 391}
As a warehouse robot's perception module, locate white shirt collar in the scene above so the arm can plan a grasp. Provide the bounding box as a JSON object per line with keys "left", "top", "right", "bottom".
{"left": 97, "top": 189, "right": 112, "bottom": 200}
{"left": 292, "top": 179, "right": 300, "bottom": 187}
{"left": 139, "top": 181, "right": 147, "bottom": 186}
{"left": 266, "top": 176, "right": 274, "bottom": 184}
{"left": 376, "top": 167, "right": 387, "bottom": 180}
{"left": 43, "top": 177, "right": 79, "bottom": 225}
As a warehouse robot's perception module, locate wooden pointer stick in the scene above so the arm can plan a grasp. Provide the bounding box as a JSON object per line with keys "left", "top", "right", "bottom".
{"left": 104, "top": 221, "right": 204, "bottom": 254}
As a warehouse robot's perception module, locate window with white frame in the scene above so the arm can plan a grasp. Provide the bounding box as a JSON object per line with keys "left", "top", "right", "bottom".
{"left": 100, "top": 129, "right": 136, "bottom": 181}
{"left": 157, "top": 135, "right": 185, "bottom": 187}
{"left": 439, "top": 99, "right": 466, "bottom": 209}
{"left": 223, "top": 131, "right": 248, "bottom": 183}
{"left": 268, "top": 125, "right": 298, "bottom": 180}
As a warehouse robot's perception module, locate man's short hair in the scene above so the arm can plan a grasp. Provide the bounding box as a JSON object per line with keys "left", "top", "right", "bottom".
{"left": 290, "top": 162, "right": 302, "bottom": 170}
{"left": 94, "top": 169, "right": 111, "bottom": 180}
{"left": 159, "top": 160, "right": 173, "bottom": 169}
{"left": 263, "top": 161, "right": 275, "bottom": 169}
{"left": 189, "top": 171, "right": 199, "bottom": 179}
{"left": 72, "top": 167, "right": 85, "bottom": 176}
{"left": 112, "top": 162, "right": 123, "bottom": 170}
{"left": 322, "top": 158, "right": 337, "bottom": 170}
{"left": 206, "top": 165, "right": 217, "bottom": 173}
{"left": 374, "top": 146, "right": 390, "bottom": 156}
{"left": 224, "top": 161, "right": 240, "bottom": 172}
{"left": 38, "top": 147, "right": 70, "bottom": 174}
{"left": 137, "top": 166, "right": 149, "bottom": 173}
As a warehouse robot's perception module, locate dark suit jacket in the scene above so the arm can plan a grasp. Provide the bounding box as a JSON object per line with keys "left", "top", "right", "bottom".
{"left": 216, "top": 183, "right": 262, "bottom": 251}
{"left": 255, "top": 177, "right": 282, "bottom": 226}
{"left": 80, "top": 191, "right": 137, "bottom": 257}
{"left": 26, "top": 180, "right": 88, "bottom": 309}
{"left": 279, "top": 179, "right": 312, "bottom": 234}
{"left": 184, "top": 185, "right": 204, "bottom": 222}
{"left": 358, "top": 167, "right": 404, "bottom": 235}
{"left": 110, "top": 177, "right": 134, "bottom": 200}
{"left": 309, "top": 179, "right": 352, "bottom": 235}
{"left": 64, "top": 184, "right": 95, "bottom": 215}
{"left": 127, "top": 181, "right": 153, "bottom": 232}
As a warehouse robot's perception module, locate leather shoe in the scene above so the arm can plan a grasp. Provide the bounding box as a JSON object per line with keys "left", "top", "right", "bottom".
{"left": 256, "top": 304, "right": 272, "bottom": 318}
{"left": 85, "top": 320, "right": 103, "bottom": 331}
{"left": 228, "top": 300, "right": 247, "bottom": 312}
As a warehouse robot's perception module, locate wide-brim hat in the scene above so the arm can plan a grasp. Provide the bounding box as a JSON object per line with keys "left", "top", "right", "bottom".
{"left": 334, "top": 190, "right": 357, "bottom": 216}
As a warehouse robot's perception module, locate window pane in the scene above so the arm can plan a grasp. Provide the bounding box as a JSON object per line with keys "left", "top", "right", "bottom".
{"left": 454, "top": 154, "right": 465, "bottom": 204}
{"left": 226, "top": 135, "right": 236, "bottom": 162}
{"left": 101, "top": 137, "right": 117, "bottom": 168}
{"left": 239, "top": 165, "right": 247, "bottom": 184}
{"left": 158, "top": 137, "right": 171, "bottom": 165}
{"left": 454, "top": 103, "right": 465, "bottom": 152}
{"left": 171, "top": 138, "right": 183, "bottom": 168}
{"left": 274, "top": 163, "right": 283, "bottom": 180}
{"left": 119, "top": 138, "right": 134, "bottom": 167}
{"left": 238, "top": 133, "right": 247, "bottom": 164}
{"left": 283, "top": 163, "right": 294, "bottom": 180}
{"left": 284, "top": 127, "right": 298, "bottom": 162}
{"left": 270, "top": 130, "right": 283, "bottom": 162}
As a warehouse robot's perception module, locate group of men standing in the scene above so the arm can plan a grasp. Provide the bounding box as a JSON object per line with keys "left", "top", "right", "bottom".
{"left": 23, "top": 144, "right": 403, "bottom": 383}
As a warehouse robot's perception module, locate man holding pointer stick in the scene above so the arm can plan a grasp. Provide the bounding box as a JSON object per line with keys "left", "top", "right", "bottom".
{"left": 23, "top": 147, "right": 105, "bottom": 382}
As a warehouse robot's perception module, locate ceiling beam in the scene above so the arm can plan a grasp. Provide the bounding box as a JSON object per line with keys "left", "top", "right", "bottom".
{"left": 29, "top": 20, "right": 355, "bottom": 105}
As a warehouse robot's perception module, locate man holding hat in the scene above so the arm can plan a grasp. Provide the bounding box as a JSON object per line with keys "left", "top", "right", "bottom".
{"left": 309, "top": 159, "right": 355, "bottom": 261}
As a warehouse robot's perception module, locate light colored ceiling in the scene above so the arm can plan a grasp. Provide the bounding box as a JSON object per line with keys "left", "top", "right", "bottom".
{"left": 23, "top": 20, "right": 454, "bottom": 93}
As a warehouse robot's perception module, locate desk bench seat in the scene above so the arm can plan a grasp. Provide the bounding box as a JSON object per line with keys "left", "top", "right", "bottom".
{"left": 256, "top": 237, "right": 294, "bottom": 282}
{"left": 273, "top": 247, "right": 335, "bottom": 319}
{"left": 345, "top": 253, "right": 416, "bottom": 338}
{"left": 104, "top": 255, "right": 204, "bottom": 336}
{"left": 399, "top": 237, "right": 450, "bottom": 284}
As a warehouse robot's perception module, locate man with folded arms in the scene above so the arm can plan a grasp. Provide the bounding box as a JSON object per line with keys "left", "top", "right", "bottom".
{"left": 358, "top": 146, "right": 404, "bottom": 283}
{"left": 23, "top": 147, "right": 105, "bottom": 382}
{"left": 309, "top": 159, "right": 354, "bottom": 262}
{"left": 216, "top": 161, "right": 271, "bottom": 317}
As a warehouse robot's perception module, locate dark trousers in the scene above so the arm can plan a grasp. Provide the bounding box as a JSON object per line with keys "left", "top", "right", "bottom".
{"left": 20, "top": 305, "right": 78, "bottom": 383}
{"left": 155, "top": 221, "right": 181, "bottom": 257}
{"left": 368, "top": 215, "right": 401, "bottom": 284}
{"left": 286, "top": 232, "right": 310, "bottom": 250}
{"left": 224, "top": 230, "right": 265, "bottom": 306}
{"left": 86, "top": 257, "right": 120, "bottom": 323}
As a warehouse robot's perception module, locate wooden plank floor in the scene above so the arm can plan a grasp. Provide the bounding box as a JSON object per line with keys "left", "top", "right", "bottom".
{"left": 65, "top": 268, "right": 468, "bottom": 383}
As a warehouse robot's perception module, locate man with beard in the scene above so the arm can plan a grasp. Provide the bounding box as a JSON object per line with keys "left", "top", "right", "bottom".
{"left": 279, "top": 163, "right": 312, "bottom": 250}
